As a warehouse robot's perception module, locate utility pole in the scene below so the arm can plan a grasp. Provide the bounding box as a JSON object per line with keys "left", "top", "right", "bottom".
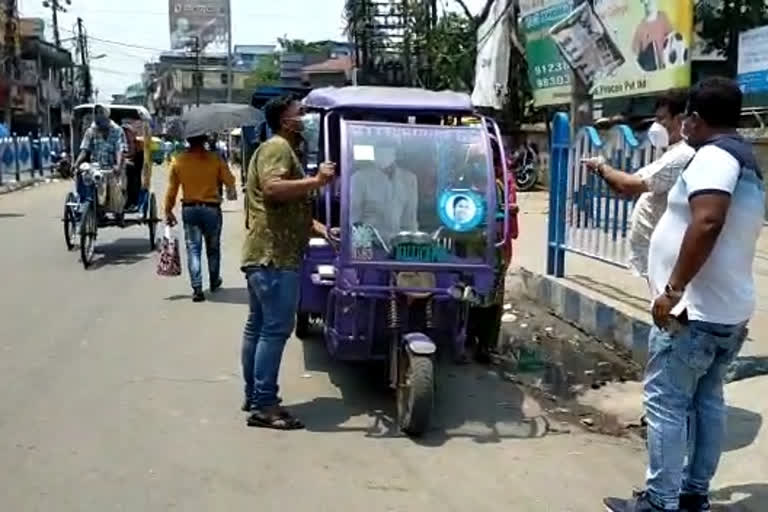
{"left": 225, "top": 0, "right": 232, "bottom": 103}
{"left": 193, "top": 35, "right": 201, "bottom": 107}
{"left": 569, "top": 0, "right": 594, "bottom": 136}
{"left": 42, "top": 0, "right": 71, "bottom": 48}
{"left": 76, "top": 17, "right": 91, "bottom": 102}
{"left": 3, "top": 0, "right": 19, "bottom": 127}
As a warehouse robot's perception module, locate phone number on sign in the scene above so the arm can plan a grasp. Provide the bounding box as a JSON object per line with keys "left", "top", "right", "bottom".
{"left": 534, "top": 74, "right": 571, "bottom": 88}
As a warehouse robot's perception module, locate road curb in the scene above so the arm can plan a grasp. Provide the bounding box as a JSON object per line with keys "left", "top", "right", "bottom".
{"left": 0, "top": 177, "right": 57, "bottom": 195}
{"left": 513, "top": 267, "right": 651, "bottom": 364}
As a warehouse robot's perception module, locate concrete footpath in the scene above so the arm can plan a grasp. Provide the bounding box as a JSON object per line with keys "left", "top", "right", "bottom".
{"left": 510, "top": 190, "right": 768, "bottom": 510}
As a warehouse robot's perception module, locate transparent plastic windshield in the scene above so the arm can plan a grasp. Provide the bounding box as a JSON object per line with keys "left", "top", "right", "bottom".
{"left": 345, "top": 121, "right": 492, "bottom": 264}
{"left": 302, "top": 112, "right": 320, "bottom": 170}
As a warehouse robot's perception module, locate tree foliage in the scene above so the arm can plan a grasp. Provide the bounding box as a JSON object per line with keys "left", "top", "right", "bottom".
{"left": 278, "top": 37, "right": 333, "bottom": 56}
{"left": 697, "top": 0, "right": 768, "bottom": 75}
{"left": 244, "top": 55, "right": 280, "bottom": 89}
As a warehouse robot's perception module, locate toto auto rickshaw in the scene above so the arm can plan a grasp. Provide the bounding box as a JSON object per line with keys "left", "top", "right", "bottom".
{"left": 295, "top": 87, "right": 512, "bottom": 436}
{"left": 62, "top": 104, "right": 159, "bottom": 269}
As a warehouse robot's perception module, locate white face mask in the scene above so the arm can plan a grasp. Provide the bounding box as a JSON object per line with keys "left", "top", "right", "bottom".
{"left": 647, "top": 122, "right": 669, "bottom": 149}
{"left": 680, "top": 118, "right": 691, "bottom": 142}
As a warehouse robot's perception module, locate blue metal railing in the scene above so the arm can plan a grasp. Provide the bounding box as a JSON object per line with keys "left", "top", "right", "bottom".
{"left": 547, "top": 114, "right": 660, "bottom": 277}
{"left": 0, "top": 134, "right": 63, "bottom": 187}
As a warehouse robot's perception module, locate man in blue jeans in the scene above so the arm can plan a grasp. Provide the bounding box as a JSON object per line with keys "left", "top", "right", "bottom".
{"left": 165, "top": 134, "right": 237, "bottom": 302}
{"left": 240, "top": 95, "right": 335, "bottom": 429}
{"left": 604, "top": 78, "right": 765, "bottom": 511}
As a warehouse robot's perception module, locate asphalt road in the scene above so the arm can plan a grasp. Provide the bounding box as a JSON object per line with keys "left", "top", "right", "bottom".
{"left": 0, "top": 173, "right": 645, "bottom": 512}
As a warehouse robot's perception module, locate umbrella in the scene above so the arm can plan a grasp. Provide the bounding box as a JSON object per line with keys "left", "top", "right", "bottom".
{"left": 181, "top": 103, "right": 264, "bottom": 139}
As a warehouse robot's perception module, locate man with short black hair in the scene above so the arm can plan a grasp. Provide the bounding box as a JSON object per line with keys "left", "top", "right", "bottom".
{"left": 605, "top": 78, "right": 765, "bottom": 512}
{"left": 240, "top": 94, "right": 335, "bottom": 429}
{"left": 584, "top": 89, "right": 694, "bottom": 277}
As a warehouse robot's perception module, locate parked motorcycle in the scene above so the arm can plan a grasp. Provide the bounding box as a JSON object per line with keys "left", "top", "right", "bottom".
{"left": 510, "top": 143, "right": 539, "bottom": 192}
{"left": 54, "top": 151, "right": 73, "bottom": 179}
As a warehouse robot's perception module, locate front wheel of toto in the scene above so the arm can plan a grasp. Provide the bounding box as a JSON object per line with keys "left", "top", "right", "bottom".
{"left": 397, "top": 351, "right": 434, "bottom": 437}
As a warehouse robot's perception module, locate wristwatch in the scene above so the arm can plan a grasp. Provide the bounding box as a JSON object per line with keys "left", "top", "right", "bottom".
{"left": 664, "top": 283, "right": 684, "bottom": 301}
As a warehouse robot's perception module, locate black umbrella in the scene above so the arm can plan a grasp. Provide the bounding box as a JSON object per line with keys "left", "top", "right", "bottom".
{"left": 181, "top": 103, "right": 263, "bottom": 139}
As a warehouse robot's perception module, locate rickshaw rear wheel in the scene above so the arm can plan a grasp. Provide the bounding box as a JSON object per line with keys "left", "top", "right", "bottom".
{"left": 397, "top": 351, "right": 434, "bottom": 437}
{"left": 80, "top": 205, "right": 97, "bottom": 269}
{"left": 148, "top": 193, "right": 158, "bottom": 250}
{"left": 295, "top": 313, "right": 311, "bottom": 339}
{"left": 63, "top": 193, "right": 78, "bottom": 250}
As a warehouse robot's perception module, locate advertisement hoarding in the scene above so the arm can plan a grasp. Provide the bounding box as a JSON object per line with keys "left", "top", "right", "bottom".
{"left": 168, "top": 0, "right": 229, "bottom": 53}
{"left": 520, "top": 0, "right": 573, "bottom": 106}
{"left": 549, "top": 2, "right": 624, "bottom": 92}
{"left": 738, "top": 25, "right": 768, "bottom": 94}
{"left": 471, "top": 0, "right": 512, "bottom": 109}
{"left": 521, "top": 0, "right": 694, "bottom": 106}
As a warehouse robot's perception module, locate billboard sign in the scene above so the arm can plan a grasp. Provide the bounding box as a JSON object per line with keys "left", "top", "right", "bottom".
{"left": 549, "top": 2, "right": 624, "bottom": 92}
{"left": 168, "top": 0, "right": 229, "bottom": 53}
{"left": 520, "top": 0, "right": 574, "bottom": 106}
{"left": 738, "top": 25, "right": 768, "bottom": 94}
{"left": 522, "top": 0, "right": 693, "bottom": 106}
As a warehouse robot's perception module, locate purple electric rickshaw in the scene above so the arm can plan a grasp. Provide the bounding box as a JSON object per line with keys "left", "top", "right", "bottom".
{"left": 296, "top": 87, "right": 510, "bottom": 436}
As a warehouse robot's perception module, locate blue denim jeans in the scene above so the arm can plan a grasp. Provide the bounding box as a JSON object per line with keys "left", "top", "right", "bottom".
{"left": 645, "top": 320, "right": 748, "bottom": 510}
{"left": 181, "top": 205, "right": 222, "bottom": 290}
{"left": 240, "top": 266, "right": 299, "bottom": 409}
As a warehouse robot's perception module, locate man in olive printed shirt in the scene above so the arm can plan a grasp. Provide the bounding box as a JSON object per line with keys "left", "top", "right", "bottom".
{"left": 241, "top": 95, "right": 335, "bottom": 430}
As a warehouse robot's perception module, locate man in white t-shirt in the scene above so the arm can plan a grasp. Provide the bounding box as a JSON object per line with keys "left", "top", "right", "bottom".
{"left": 604, "top": 78, "right": 765, "bottom": 512}
{"left": 584, "top": 90, "right": 695, "bottom": 277}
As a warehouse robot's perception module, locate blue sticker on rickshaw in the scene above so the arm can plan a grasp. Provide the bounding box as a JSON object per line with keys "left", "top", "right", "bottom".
{"left": 437, "top": 189, "right": 485, "bottom": 232}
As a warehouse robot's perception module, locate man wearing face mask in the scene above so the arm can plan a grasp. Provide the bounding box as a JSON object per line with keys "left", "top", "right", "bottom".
{"left": 583, "top": 90, "right": 694, "bottom": 278}
{"left": 75, "top": 104, "right": 128, "bottom": 215}
{"left": 75, "top": 104, "right": 126, "bottom": 170}
{"left": 605, "top": 78, "right": 765, "bottom": 512}
{"left": 349, "top": 138, "right": 418, "bottom": 243}
{"left": 240, "top": 95, "right": 335, "bottom": 429}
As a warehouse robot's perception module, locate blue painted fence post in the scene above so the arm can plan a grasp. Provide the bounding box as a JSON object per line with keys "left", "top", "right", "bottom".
{"left": 13, "top": 135, "right": 20, "bottom": 182}
{"left": 547, "top": 113, "right": 570, "bottom": 277}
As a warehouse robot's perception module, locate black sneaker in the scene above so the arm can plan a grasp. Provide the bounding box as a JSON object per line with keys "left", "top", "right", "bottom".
{"left": 241, "top": 398, "right": 253, "bottom": 412}
{"left": 210, "top": 277, "right": 223, "bottom": 292}
{"left": 679, "top": 493, "right": 711, "bottom": 512}
{"left": 192, "top": 288, "right": 206, "bottom": 302}
{"left": 604, "top": 491, "right": 669, "bottom": 512}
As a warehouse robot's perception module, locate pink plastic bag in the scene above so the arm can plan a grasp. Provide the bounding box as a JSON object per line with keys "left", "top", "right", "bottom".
{"left": 156, "top": 226, "right": 182, "bottom": 277}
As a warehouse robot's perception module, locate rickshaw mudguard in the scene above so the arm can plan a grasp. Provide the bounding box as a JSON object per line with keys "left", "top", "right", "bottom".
{"left": 403, "top": 332, "right": 436, "bottom": 356}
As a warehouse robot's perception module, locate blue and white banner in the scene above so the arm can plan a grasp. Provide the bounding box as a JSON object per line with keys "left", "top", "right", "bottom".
{"left": 738, "top": 25, "right": 768, "bottom": 94}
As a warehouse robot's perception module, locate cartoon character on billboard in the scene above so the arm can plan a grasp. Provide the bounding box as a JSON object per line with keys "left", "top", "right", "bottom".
{"left": 632, "top": 0, "right": 689, "bottom": 72}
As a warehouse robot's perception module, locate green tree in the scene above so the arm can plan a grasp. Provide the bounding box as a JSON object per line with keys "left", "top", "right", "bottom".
{"left": 277, "top": 37, "right": 333, "bottom": 57}
{"left": 697, "top": 0, "right": 768, "bottom": 75}
{"left": 244, "top": 56, "right": 280, "bottom": 89}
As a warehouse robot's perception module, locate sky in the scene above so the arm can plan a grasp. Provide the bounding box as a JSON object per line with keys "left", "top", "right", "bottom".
{"left": 18, "top": 0, "right": 488, "bottom": 100}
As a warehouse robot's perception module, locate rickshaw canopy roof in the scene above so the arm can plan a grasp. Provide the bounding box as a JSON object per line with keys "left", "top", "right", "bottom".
{"left": 303, "top": 86, "right": 474, "bottom": 113}
{"left": 73, "top": 104, "right": 151, "bottom": 121}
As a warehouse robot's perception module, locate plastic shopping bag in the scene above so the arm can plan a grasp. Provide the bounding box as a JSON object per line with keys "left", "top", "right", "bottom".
{"left": 156, "top": 225, "right": 182, "bottom": 277}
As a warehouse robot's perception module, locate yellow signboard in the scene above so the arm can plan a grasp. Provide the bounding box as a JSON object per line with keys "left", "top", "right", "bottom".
{"left": 522, "top": 0, "right": 694, "bottom": 106}
{"left": 592, "top": 0, "right": 694, "bottom": 99}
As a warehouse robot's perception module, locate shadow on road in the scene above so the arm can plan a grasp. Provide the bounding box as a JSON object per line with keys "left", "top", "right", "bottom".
{"left": 724, "top": 406, "right": 763, "bottom": 453}
{"left": 712, "top": 483, "right": 768, "bottom": 511}
{"left": 291, "top": 330, "right": 549, "bottom": 446}
{"left": 89, "top": 237, "right": 154, "bottom": 269}
{"left": 165, "top": 287, "right": 248, "bottom": 303}
{"left": 207, "top": 287, "right": 248, "bottom": 304}
{"left": 0, "top": 212, "right": 25, "bottom": 218}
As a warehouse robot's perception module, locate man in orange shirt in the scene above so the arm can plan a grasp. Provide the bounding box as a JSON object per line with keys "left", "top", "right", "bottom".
{"left": 165, "top": 135, "right": 237, "bottom": 302}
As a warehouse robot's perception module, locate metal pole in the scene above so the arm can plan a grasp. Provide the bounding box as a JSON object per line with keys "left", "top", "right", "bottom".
{"left": 194, "top": 36, "right": 201, "bottom": 107}
{"left": 226, "top": 0, "right": 232, "bottom": 103}
{"left": 77, "top": 17, "right": 91, "bottom": 102}
{"left": 3, "top": 0, "right": 19, "bottom": 128}
{"left": 569, "top": 0, "right": 594, "bottom": 138}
